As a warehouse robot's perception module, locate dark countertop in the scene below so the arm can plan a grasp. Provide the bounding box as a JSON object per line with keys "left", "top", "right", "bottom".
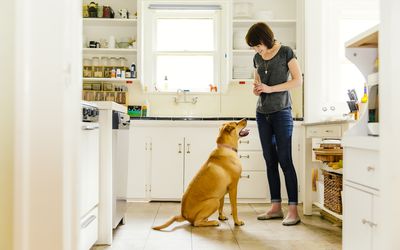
{"left": 130, "top": 117, "right": 304, "bottom": 121}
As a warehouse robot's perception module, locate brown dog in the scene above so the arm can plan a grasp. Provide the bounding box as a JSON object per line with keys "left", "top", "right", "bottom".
{"left": 152, "top": 119, "right": 249, "bottom": 230}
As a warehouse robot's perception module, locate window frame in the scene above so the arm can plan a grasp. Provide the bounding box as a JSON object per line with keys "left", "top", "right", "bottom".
{"left": 142, "top": 2, "right": 227, "bottom": 93}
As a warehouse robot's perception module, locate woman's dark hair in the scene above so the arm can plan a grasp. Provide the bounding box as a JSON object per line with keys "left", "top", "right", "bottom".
{"left": 245, "top": 22, "right": 275, "bottom": 49}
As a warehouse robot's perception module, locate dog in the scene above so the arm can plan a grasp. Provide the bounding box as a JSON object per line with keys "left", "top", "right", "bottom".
{"left": 152, "top": 119, "right": 249, "bottom": 230}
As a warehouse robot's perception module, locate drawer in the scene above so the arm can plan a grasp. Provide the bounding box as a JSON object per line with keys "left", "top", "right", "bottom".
{"left": 80, "top": 207, "right": 98, "bottom": 250}
{"left": 237, "top": 171, "right": 268, "bottom": 199}
{"left": 344, "top": 148, "right": 380, "bottom": 190}
{"left": 238, "top": 151, "right": 265, "bottom": 171}
{"left": 238, "top": 131, "right": 261, "bottom": 150}
{"left": 306, "top": 125, "right": 341, "bottom": 138}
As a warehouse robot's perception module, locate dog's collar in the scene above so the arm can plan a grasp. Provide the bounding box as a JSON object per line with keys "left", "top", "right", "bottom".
{"left": 217, "top": 144, "right": 238, "bottom": 153}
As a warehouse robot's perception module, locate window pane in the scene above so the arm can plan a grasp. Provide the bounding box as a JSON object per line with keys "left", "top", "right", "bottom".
{"left": 156, "top": 19, "right": 214, "bottom": 51}
{"left": 156, "top": 55, "right": 214, "bottom": 92}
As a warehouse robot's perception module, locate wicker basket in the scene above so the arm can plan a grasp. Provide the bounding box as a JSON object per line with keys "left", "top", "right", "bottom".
{"left": 323, "top": 171, "right": 343, "bottom": 214}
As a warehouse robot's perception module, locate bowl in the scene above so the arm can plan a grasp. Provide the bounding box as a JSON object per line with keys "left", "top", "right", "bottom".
{"left": 117, "top": 42, "right": 130, "bottom": 48}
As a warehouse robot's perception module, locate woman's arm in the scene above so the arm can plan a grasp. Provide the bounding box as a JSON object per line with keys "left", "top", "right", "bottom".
{"left": 253, "top": 69, "right": 262, "bottom": 96}
{"left": 254, "top": 58, "right": 303, "bottom": 94}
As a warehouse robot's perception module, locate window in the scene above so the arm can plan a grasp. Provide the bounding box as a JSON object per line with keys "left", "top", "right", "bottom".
{"left": 143, "top": 3, "right": 227, "bottom": 93}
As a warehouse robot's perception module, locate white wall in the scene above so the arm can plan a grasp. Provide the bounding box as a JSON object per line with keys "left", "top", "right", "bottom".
{"left": 0, "top": 2, "right": 15, "bottom": 249}
{"left": 379, "top": 0, "right": 400, "bottom": 249}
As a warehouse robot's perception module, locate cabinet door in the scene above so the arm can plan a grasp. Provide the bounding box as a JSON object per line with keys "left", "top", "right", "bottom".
{"left": 127, "top": 127, "right": 151, "bottom": 200}
{"left": 79, "top": 127, "right": 100, "bottom": 218}
{"left": 343, "top": 184, "right": 373, "bottom": 250}
{"left": 184, "top": 127, "right": 218, "bottom": 190}
{"left": 150, "top": 128, "right": 185, "bottom": 200}
{"left": 237, "top": 171, "right": 269, "bottom": 199}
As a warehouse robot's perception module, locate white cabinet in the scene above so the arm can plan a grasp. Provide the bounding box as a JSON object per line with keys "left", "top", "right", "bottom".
{"left": 150, "top": 128, "right": 185, "bottom": 200}
{"left": 127, "top": 121, "right": 302, "bottom": 203}
{"left": 342, "top": 25, "right": 380, "bottom": 250}
{"left": 126, "top": 127, "right": 151, "bottom": 200}
{"left": 183, "top": 129, "right": 219, "bottom": 190}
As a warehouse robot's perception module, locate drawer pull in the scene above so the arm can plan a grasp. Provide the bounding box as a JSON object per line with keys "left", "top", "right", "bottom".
{"left": 325, "top": 130, "right": 333, "bottom": 133}
{"left": 81, "top": 215, "right": 96, "bottom": 229}
{"left": 239, "top": 154, "right": 250, "bottom": 159}
{"left": 186, "top": 143, "right": 191, "bottom": 154}
{"left": 240, "top": 174, "right": 250, "bottom": 179}
{"left": 362, "top": 219, "right": 377, "bottom": 228}
{"left": 178, "top": 143, "right": 182, "bottom": 153}
{"left": 367, "top": 166, "right": 375, "bottom": 172}
{"left": 239, "top": 140, "right": 250, "bottom": 144}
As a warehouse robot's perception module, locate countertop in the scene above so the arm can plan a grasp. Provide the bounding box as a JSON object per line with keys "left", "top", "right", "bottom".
{"left": 129, "top": 117, "right": 303, "bottom": 127}
{"left": 130, "top": 117, "right": 304, "bottom": 121}
{"left": 302, "top": 119, "right": 355, "bottom": 126}
{"left": 91, "top": 101, "right": 127, "bottom": 113}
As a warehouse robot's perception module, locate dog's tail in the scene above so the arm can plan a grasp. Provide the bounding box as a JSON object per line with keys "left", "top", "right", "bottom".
{"left": 152, "top": 215, "right": 186, "bottom": 230}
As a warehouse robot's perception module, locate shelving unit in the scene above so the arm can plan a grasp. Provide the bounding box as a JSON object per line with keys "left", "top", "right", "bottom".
{"left": 82, "top": 0, "right": 139, "bottom": 107}
{"left": 230, "top": 0, "right": 299, "bottom": 82}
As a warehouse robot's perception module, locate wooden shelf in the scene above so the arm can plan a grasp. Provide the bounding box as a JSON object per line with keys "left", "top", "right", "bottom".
{"left": 345, "top": 25, "right": 378, "bottom": 48}
{"left": 83, "top": 48, "right": 137, "bottom": 54}
{"left": 83, "top": 77, "right": 139, "bottom": 83}
{"left": 313, "top": 202, "right": 343, "bottom": 220}
{"left": 320, "top": 164, "right": 343, "bottom": 175}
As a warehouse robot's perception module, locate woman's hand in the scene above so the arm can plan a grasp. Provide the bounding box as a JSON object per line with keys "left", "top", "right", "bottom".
{"left": 253, "top": 82, "right": 274, "bottom": 95}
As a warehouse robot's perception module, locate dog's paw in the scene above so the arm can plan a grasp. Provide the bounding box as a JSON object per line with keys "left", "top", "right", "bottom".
{"left": 234, "top": 220, "right": 245, "bottom": 226}
{"left": 218, "top": 215, "right": 228, "bottom": 221}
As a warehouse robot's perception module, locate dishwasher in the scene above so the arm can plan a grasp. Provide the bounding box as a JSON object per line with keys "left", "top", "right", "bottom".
{"left": 112, "top": 111, "right": 130, "bottom": 228}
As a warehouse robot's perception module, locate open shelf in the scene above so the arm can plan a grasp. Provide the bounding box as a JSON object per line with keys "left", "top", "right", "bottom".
{"left": 345, "top": 25, "right": 378, "bottom": 48}
{"left": 83, "top": 18, "right": 137, "bottom": 26}
{"left": 313, "top": 202, "right": 343, "bottom": 220}
{"left": 83, "top": 77, "right": 139, "bottom": 83}
{"left": 83, "top": 48, "right": 137, "bottom": 54}
{"left": 320, "top": 164, "right": 343, "bottom": 175}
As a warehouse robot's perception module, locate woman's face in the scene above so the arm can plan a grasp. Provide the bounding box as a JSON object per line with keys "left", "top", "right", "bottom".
{"left": 252, "top": 44, "right": 268, "bottom": 55}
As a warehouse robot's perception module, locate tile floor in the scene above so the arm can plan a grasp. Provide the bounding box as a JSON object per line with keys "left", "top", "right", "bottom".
{"left": 92, "top": 202, "right": 342, "bottom": 250}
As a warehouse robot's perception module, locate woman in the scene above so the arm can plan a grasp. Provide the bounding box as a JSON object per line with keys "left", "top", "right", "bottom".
{"left": 245, "top": 22, "right": 302, "bottom": 226}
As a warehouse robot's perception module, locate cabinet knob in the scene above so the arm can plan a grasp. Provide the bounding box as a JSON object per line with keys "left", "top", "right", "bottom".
{"left": 186, "top": 143, "right": 191, "bottom": 154}
{"left": 367, "top": 166, "right": 375, "bottom": 172}
{"left": 239, "top": 140, "right": 250, "bottom": 144}
{"left": 178, "top": 143, "right": 182, "bottom": 153}
{"left": 240, "top": 174, "right": 250, "bottom": 179}
{"left": 239, "top": 154, "right": 250, "bottom": 159}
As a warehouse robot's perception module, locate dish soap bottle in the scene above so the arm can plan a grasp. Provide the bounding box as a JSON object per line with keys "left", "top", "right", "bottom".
{"left": 361, "top": 84, "right": 368, "bottom": 103}
{"left": 163, "top": 75, "right": 169, "bottom": 91}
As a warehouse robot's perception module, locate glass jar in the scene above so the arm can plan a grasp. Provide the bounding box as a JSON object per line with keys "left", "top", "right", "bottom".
{"left": 101, "top": 56, "right": 109, "bottom": 67}
{"left": 118, "top": 57, "right": 127, "bottom": 67}
{"left": 109, "top": 57, "right": 118, "bottom": 67}
{"left": 92, "top": 57, "right": 100, "bottom": 66}
{"left": 83, "top": 58, "right": 93, "bottom": 77}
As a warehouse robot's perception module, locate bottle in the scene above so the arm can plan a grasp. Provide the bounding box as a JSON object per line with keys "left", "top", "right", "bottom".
{"left": 163, "top": 75, "right": 168, "bottom": 91}
{"left": 111, "top": 68, "right": 116, "bottom": 78}
{"left": 125, "top": 68, "right": 131, "bottom": 78}
{"left": 130, "top": 63, "right": 136, "bottom": 78}
{"left": 361, "top": 84, "right": 368, "bottom": 103}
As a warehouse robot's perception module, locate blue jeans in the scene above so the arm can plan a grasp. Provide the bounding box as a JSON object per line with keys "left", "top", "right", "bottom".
{"left": 256, "top": 108, "right": 298, "bottom": 205}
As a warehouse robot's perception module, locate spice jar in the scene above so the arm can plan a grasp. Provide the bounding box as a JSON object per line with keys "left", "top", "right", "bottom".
{"left": 83, "top": 58, "right": 93, "bottom": 77}
{"left": 92, "top": 57, "right": 103, "bottom": 78}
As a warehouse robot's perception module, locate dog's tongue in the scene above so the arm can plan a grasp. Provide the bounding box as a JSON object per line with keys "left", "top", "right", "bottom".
{"left": 239, "top": 129, "right": 250, "bottom": 137}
